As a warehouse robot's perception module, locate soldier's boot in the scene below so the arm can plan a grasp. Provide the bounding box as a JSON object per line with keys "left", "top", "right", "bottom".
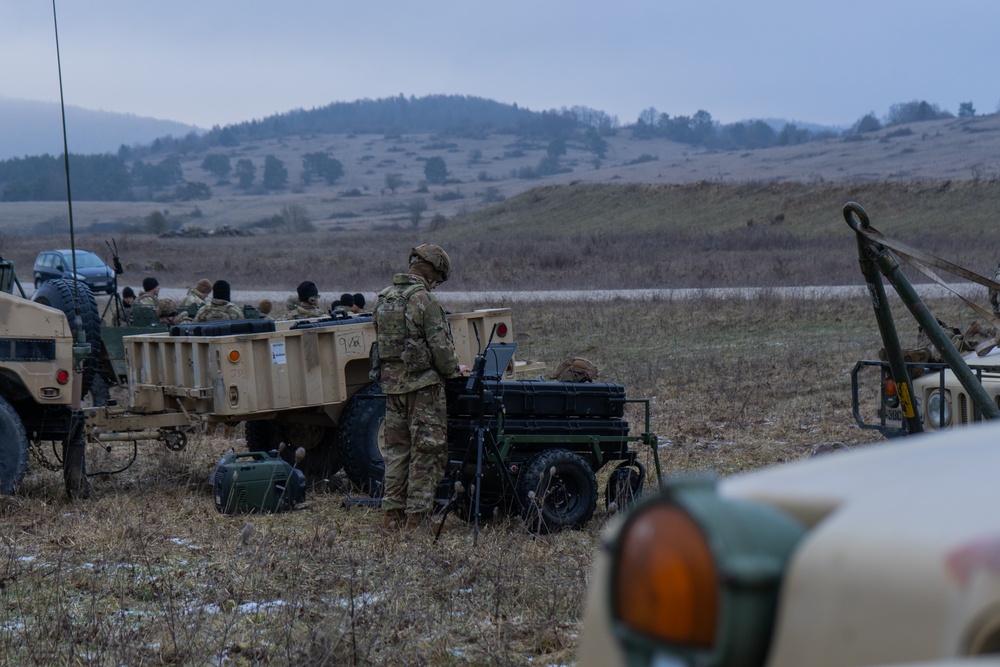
{"left": 382, "top": 509, "right": 405, "bottom": 531}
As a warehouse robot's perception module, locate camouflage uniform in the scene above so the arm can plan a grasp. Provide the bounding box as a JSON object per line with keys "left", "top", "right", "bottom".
{"left": 193, "top": 298, "right": 243, "bottom": 322}
{"left": 181, "top": 288, "right": 207, "bottom": 309}
{"left": 280, "top": 304, "right": 325, "bottom": 320}
{"left": 373, "top": 272, "right": 461, "bottom": 514}
{"left": 156, "top": 298, "right": 193, "bottom": 325}
{"left": 134, "top": 291, "right": 158, "bottom": 308}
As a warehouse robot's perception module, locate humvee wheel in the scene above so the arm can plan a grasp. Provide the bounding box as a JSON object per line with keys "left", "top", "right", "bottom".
{"left": 0, "top": 396, "right": 29, "bottom": 495}
{"left": 32, "top": 278, "right": 102, "bottom": 397}
{"left": 518, "top": 448, "right": 597, "bottom": 533}
{"left": 339, "top": 382, "right": 386, "bottom": 497}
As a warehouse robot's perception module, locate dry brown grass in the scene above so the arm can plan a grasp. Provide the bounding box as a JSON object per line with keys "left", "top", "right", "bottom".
{"left": 3, "top": 291, "right": 970, "bottom": 665}
{"left": 5, "top": 179, "right": 1000, "bottom": 295}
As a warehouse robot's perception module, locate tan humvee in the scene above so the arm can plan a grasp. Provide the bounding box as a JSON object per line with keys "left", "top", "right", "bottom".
{"left": 0, "top": 276, "right": 87, "bottom": 494}
{"left": 579, "top": 423, "right": 1000, "bottom": 667}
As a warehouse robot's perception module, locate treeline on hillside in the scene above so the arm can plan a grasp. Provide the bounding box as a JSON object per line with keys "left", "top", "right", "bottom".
{"left": 125, "top": 95, "right": 621, "bottom": 161}
{"left": 630, "top": 100, "right": 957, "bottom": 149}
{"left": 0, "top": 95, "right": 966, "bottom": 202}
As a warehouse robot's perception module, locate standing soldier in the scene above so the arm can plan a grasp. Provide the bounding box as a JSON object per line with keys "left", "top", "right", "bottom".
{"left": 134, "top": 277, "right": 160, "bottom": 307}
{"left": 182, "top": 278, "right": 212, "bottom": 309}
{"left": 193, "top": 280, "right": 243, "bottom": 321}
{"left": 280, "top": 281, "right": 324, "bottom": 320}
{"left": 372, "top": 244, "right": 467, "bottom": 532}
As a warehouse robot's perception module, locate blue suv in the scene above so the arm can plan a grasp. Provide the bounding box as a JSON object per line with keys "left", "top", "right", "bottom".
{"left": 33, "top": 249, "right": 116, "bottom": 294}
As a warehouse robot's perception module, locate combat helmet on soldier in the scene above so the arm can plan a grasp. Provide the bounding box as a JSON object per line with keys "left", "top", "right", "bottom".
{"left": 409, "top": 243, "right": 451, "bottom": 283}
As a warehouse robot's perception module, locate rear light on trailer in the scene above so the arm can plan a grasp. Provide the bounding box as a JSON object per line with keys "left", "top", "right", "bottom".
{"left": 56, "top": 369, "right": 70, "bottom": 384}
{"left": 496, "top": 323, "right": 508, "bottom": 338}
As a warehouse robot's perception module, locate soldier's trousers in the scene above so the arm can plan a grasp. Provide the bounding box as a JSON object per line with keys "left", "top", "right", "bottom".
{"left": 382, "top": 383, "right": 447, "bottom": 513}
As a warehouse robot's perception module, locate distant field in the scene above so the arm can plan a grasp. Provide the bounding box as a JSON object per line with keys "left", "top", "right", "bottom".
{"left": 3, "top": 179, "right": 999, "bottom": 296}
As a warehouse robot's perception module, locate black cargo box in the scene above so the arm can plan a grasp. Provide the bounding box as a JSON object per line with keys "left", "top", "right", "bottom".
{"left": 170, "top": 318, "right": 276, "bottom": 337}
{"left": 446, "top": 379, "right": 626, "bottom": 418}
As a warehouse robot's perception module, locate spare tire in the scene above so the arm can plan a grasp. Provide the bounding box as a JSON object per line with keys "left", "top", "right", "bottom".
{"left": 32, "top": 278, "right": 101, "bottom": 397}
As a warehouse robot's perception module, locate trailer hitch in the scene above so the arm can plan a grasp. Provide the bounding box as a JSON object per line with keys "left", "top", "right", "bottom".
{"left": 844, "top": 202, "right": 1000, "bottom": 430}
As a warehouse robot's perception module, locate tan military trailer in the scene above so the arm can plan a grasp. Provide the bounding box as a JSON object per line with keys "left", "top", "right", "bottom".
{"left": 85, "top": 308, "right": 518, "bottom": 481}
{"left": 578, "top": 423, "right": 1000, "bottom": 667}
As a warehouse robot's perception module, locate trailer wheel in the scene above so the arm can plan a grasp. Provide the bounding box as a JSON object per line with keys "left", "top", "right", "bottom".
{"left": 245, "top": 420, "right": 342, "bottom": 480}
{"left": 0, "top": 396, "right": 29, "bottom": 495}
{"left": 339, "top": 382, "right": 386, "bottom": 497}
{"left": 605, "top": 465, "right": 642, "bottom": 513}
{"left": 517, "top": 448, "right": 597, "bottom": 533}
{"left": 32, "top": 278, "right": 102, "bottom": 397}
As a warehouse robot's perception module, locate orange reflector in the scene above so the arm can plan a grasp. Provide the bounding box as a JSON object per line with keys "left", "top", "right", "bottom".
{"left": 884, "top": 378, "right": 897, "bottom": 397}
{"left": 613, "top": 503, "right": 718, "bottom": 647}
{"left": 228, "top": 349, "right": 241, "bottom": 363}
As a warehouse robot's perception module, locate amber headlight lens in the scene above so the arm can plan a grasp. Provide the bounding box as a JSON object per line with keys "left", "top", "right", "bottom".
{"left": 608, "top": 476, "right": 805, "bottom": 667}
{"left": 614, "top": 503, "right": 718, "bottom": 647}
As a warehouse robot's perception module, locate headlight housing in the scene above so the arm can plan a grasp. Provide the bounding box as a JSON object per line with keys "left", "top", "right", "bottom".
{"left": 926, "top": 389, "right": 951, "bottom": 428}
{"left": 608, "top": 476, "right": 804, "bottom": 667}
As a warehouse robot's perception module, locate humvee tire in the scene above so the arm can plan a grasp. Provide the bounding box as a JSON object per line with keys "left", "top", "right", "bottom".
{"left": 32, "top": 278, "right": 101, "bottom": 397}
{"left": 245, "top": 420, "right": 343, "bottom": 480}
{"left": 339, "top": 382, "right": 386, "bottom": 497}
{"left": 0, "top": 395, "right": 29, "bottom": 495}
{"left": 517, "top": 448, "right": 597, "bottom": 533}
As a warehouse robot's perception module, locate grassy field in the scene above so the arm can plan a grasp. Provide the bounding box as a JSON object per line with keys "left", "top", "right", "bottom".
{"left": 5, "top": 179, "right": 1000, "bottom": 296}
{"left": 3, "top": 292, "right": 977, "bottom": 666}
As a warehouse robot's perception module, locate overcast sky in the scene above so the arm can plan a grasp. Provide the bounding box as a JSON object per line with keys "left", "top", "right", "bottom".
{"left": 3, "top": 1, "right": 998, "bottom": 131}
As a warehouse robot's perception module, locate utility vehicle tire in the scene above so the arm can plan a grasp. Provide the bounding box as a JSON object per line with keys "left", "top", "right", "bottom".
{"left": 0, "top": 396, "right": 29, "bottom": 495}
{"left": 339, "top": 382, "right": 386, "bottom": 497}
{"left": 32, "top": 278, "right": 101, "bottom": 397}
{"left": 63, "top": 423, "right": 91, "bottom": 500}
{"left": 245, "top": 420, "right": 343, "bottom": 480}
{"left": 605, "top": 465, "right": 642, "bottom": 513}
{"left": 517, "top": 448, "right": 597, "bottom": 534}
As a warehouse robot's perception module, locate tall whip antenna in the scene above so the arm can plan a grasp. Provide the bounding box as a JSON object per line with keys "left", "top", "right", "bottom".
{"left": 51, "top": 0, "right": 80, "bottom": 303}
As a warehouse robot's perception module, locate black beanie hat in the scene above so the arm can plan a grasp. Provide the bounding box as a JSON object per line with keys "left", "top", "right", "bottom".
{"left": 339, "top": 292, "right": 354, "bottom": 308}
{"left": 213, "top": 280, "right": 231, "bottom": 302}
{"left": 297, "top": 281, "right": 319, "bottom": 302}
{"left": 122, "top": 286, "right": 136, "bottom": 299}
{"left": 352, "top": 293, "right": 366, "bottom": 309}
{"left": 142, "top": 277, "right": 158, "bottom": 292}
